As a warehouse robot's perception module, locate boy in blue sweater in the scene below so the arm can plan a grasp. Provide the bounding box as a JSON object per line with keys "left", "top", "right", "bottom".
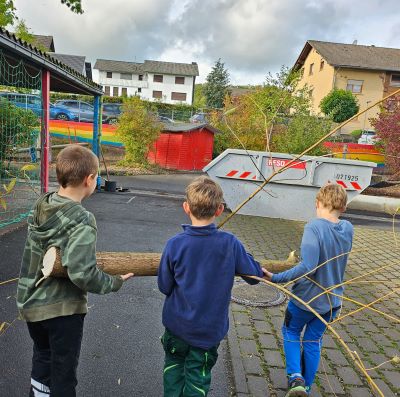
{"left": 158, "top": 176, "right": 266, "bottom": 397}
{"left": 265, "top": 184, "right": 353, "bottom": 396}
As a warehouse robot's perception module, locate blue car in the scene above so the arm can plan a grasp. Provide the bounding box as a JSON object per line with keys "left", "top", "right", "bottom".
{"left": 0, "top": 92, "right": 78, "bottom": 121}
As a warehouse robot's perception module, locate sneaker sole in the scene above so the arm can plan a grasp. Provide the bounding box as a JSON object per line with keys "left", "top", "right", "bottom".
{"left": 285, "top": 387, "right": 308, "bottom": 397}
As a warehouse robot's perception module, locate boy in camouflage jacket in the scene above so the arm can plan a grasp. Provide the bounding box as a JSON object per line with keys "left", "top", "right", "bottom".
{"left": 17, "top": 145, "right": 133, "bottom": 397}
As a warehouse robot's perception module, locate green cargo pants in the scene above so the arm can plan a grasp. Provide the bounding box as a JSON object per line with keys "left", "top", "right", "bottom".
{"left": 161, "top": 328, "right": 219, "bottom": 397}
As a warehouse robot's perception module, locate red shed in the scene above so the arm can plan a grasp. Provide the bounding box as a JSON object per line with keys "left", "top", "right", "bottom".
{"left": 148, "top": 123, "right": 218, "bottom": 170}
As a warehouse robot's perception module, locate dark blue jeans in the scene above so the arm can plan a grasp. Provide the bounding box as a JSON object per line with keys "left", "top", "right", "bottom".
{"left": 282, "top": 301, "right": 340, "bottom": 387}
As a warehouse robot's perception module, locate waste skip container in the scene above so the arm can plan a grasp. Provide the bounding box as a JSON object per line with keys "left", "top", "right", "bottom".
{"left": 203, "top": 149, "right": 376, "bottom": 221}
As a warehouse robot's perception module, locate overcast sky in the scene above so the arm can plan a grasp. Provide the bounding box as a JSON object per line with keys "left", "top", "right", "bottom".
{"left": 14, "top": 0, "right": 400, "bottom": 84}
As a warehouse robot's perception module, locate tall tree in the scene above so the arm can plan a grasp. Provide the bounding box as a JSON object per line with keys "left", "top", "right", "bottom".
{"left": 0, "top": 0, "right": 17, "bottom": 27}
{"left": 210, "top": 66, "right": 321, "bottom": 155}
{"left": 203, "top": 59, "right": 230, "bottom": 108}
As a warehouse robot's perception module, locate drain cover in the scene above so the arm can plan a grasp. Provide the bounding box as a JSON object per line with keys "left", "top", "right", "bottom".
{"left": 231, "top": 278, "right": 286, "bottom": 307}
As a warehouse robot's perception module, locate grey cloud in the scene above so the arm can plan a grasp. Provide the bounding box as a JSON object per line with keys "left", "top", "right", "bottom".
{"left": 15, "top": 0, "right": 400, "bottom": 83}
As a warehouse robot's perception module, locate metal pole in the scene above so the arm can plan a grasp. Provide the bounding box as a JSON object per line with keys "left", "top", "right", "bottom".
{"left": 93, "top": 94, "right": 102, "bottom": 189}
{"left": 41, "top": 70, "right": 50, "bottom": 193}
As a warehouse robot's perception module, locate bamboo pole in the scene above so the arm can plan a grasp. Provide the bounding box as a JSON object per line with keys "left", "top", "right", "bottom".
{"left": 245, "top": 275, "right": 384, "bottom": 397}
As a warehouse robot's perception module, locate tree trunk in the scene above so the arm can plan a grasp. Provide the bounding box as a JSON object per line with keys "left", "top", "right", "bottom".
{"left": 42, "top": 248, "right": 297, "bottom": 279}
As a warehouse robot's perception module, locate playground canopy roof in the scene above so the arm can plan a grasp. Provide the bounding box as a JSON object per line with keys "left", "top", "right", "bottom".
{"left": 0, "top": 27, "right": 103, "bottom": 96}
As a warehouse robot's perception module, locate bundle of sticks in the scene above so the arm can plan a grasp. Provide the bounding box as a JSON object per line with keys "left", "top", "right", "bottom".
{"left": 35, "top": 247, "right": 298, "bottom": 286}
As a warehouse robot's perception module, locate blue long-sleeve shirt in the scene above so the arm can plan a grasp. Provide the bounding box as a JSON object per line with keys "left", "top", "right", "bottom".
{"left": 271, "top": 218, "right": 353, "bottom": 314}
{"left": 158, "top": 223, "right": 264, "bottom": 349}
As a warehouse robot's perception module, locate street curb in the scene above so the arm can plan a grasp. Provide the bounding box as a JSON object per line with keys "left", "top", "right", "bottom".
{"left": 227, "top": 309, "right": 249, "bottom": 395}
{"left": 0, "top": 220, "right": 26, "bottom": 237}
{"left": 348, "top": 194, "right": 400, "bottom": 214}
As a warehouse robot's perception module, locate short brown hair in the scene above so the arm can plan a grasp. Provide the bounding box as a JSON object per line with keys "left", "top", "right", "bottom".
{"left": 316, "top": 183, "right": 347, "bottom": 212}
{"left": 185, "top": 176, "right": 224, "bottom": 219}
{"left": 56, "top": 145, "right": 99, "bottom": 188}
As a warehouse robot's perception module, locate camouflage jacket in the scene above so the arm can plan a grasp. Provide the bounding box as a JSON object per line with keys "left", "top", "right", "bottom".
{"left": 17, "top": 192, "right": 123, "bottom": 322}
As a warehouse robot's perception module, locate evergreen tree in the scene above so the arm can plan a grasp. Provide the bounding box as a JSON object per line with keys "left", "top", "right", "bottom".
{"left": 204, "top": 59, "right": 230, "bottom": 108}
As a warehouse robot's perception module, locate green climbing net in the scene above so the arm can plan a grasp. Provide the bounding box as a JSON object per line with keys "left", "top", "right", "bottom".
{"left": 0, "top": 50, "right": 42, "bottom": 228}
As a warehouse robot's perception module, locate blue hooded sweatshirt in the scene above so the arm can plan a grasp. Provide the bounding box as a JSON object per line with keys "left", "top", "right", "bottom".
{"left": 158, "top": 223, "right": 264, "bottom": 349}
{"left": 271, "top": 218, "right": 353, "bottom": 314}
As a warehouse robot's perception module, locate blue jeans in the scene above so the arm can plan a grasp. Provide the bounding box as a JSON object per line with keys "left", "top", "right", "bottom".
{"left": 282, "top": 301, "right": 340, "bottom": 387}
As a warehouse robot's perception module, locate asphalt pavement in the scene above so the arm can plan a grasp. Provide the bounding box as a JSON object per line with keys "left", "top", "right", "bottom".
{"left": 0, "top": 173, "right": 393, "bottom": 397}
{"left": 0, "top": 178, "right": 232, "bottom": 397}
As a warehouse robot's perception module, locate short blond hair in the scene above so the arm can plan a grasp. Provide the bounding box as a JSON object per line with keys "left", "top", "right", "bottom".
{"left": 316, "top": 183, "right": 347, "bottom": 212}
{"left": 185, "top": 176, "right": 224, "bottom": 219}
{"left": 56, "top": 145, "right": 99, "bottom": 188}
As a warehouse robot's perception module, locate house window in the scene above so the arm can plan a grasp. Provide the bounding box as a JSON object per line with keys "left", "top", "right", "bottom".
{"left": 138, "top": 87, "right": 142, "bottom": 93}
{"left": 309, "top": 63, "right": 314, "bottom": 75}
{"left": 113, "top": 87, "right": 119, "bottom": 96}
{"left": 121, "top": 87, "right": 128, "bottom": 96}
{"left": 153, "top": 74, "right": 163, "bottom": 83}
{"left": 175, "top": 76, "right": 185, "bottom": 84}
{"left": 104, "top": 86, "right": 110, "bottom": 96}
{"left": 106, "top": 71, "right": 112, "bottom": 78}
{"left": 320, "top": 60, "right": 324, "bottom": 71}
{"left": 138, "top": 74, "right": 143, "bottom": 81}
{"left": 390, "top": 74, "right": 400, "bottom": 86}
{"left": 120, "top": 73, "right": 132, "bottom": 80}
{"left": 153, "top": 90, "right": 162, "bottom": 99}
{"left": 346, "top": 79, "right": 363, "bottom": 93}
{"left": 171, "top": 92, "right": 187, "bottom": 101}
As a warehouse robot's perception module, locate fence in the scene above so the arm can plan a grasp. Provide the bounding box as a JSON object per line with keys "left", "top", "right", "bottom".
{"left": 0, "top": 50, "right": 42, "bottom": 228}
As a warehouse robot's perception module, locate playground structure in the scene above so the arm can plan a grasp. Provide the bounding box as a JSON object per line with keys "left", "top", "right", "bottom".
{"left": 0, "top": 27, "right": 103, "bottom": 228}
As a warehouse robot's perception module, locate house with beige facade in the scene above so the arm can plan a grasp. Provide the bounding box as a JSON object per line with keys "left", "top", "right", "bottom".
{"left": 293, "top": 40, "right": 400, "bottom": 133}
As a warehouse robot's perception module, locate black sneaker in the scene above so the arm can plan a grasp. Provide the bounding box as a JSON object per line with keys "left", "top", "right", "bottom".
{"left": 285, "top": 376, "right": 308, "bottom": 397}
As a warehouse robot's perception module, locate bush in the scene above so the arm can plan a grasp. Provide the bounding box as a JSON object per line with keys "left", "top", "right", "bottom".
{"left": 0, "top": 98, "right": 39, "bottom": 162}
{"left": 116, "top": 96, "right": 161, "bottom": 165}
{"left": 272, "top": 115, "right": 332, "bottom": 156}
{"left": 371, "top": 96, "right": 400, "bottom": 175}
{"left": 320, "top": 89, "right": 359, "bottom": 123}
{"left": 351, "top": 129, "right": 362, "bottom": 140}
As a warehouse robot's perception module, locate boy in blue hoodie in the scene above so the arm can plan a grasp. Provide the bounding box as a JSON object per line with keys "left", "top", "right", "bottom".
{"left": 158, "top": 176, "right": 267, "bottom": 397}
{"left": 265, "top": 183, "right": 353, "bottom": 396}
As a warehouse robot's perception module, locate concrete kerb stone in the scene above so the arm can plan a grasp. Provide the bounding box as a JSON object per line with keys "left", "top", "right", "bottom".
{"left": 0, "top": 219, "right": 26, "bottom": 237}
{"left": 348, "top": 194, "right": 400, "bottom": 213}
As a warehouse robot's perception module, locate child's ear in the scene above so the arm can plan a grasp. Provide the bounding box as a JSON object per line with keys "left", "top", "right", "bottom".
{"left": 183, "top": 201, "right": 191, "bottom": 216}
{"left": 215, "top": 203, "right": 224, "bottom": 217}
{"left": 85, "top": 174, "right": 95, "bottom": 186}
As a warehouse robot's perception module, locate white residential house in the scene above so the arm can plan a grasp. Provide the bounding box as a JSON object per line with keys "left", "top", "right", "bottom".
{"left": 93, "top": 59, "right": 199, "bottom": 105}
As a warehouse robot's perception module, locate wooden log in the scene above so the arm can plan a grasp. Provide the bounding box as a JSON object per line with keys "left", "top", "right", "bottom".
{"left": 36, "top": 247, "right": 298, "bottom": 285}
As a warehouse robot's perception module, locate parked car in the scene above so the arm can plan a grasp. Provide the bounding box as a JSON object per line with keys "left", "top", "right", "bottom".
{"left": 189, "top": 112, "right": 207, "bottom": 123}
{"left": 55, "top": 99, "right": 96, "bottom": 123}
{"left": 102, "top": 103, "right": 122, "bottom": 125}
{"left": 0, "top": 92, "right": 78, "bottom": 121}
{"left": 358, "top": 130, "right": 377, "bottom": 144}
